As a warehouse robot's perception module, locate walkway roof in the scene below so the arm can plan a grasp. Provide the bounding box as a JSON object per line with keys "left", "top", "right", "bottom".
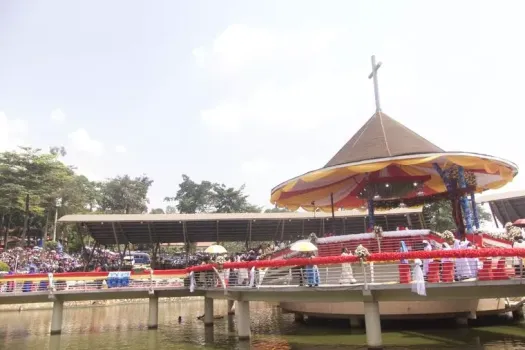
{"left": 59, "top": 208, "right": 426, "bottom": 245}
{"left": 478, "top": 190, "right": 525, "bottom": 225}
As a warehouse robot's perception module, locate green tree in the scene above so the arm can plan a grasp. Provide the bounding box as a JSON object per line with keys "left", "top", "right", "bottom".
{"left": 0, "top": 147, "right": 73, "bottom": 245}
{"left": 150, "top": 208, "right": 165, "bottom": 214}
{"left": 212, "top": 184, "right": 261, "bottom": 213}
{"left": 423, "top": 200, "right": 492, "bottom": 232}
{"left": 164, "top": 174, "right": 215, "bottom": 213}
{"left": 100, "top": 175, "right": 153, "bottom": 214}
{"left": 164, "top": 175, "right": 261, "bottom": 214}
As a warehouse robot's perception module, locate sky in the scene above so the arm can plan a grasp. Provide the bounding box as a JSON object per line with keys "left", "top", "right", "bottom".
{"left": 1, "top": 0, "right": 525, "bottom": 212}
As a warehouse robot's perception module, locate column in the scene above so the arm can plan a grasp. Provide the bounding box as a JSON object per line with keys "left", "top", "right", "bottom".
{"left": 367, "top": 199, "right": 375, "bottom": 229}
{"left": 204, "top": 297, "right": 214, "bottom": 327}
{"left": 236, "top": 301, "right": 251, "bottom": 340}
{"left": 364, "top": 301, "right": 382, "bottom": 349}
{"left": 50, "top": 299, "right": 64, "bottom": 335}
{"left": 227, "top": 300, "right": 235, "bottom": 332}
{"left": 148, "top": 296, "right": 159, "bottom": 329}
{"left": 227, "top": 300, "right": 235, "bottom": 315}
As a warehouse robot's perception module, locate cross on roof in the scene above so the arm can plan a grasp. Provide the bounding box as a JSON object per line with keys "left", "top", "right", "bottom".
{"left": 368, "top": 55, "right": 382, "bottom": 112}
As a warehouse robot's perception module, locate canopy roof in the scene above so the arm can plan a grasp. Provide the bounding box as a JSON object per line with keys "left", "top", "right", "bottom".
{"left": 271, "top": 112, "right": 518, "bottom": 212}
{"left": 479, "top": 190, "right": 525, "bottom": 225}
{"left": 325, "top": 112, "right": 443, "bottom": 167}
{"left": 59, "top": 209, "right": 426, "bottom": 245}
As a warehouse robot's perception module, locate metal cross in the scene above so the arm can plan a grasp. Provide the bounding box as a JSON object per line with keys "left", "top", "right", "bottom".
{"left": 368, "top": 55, "right": 382, "bottom": 112}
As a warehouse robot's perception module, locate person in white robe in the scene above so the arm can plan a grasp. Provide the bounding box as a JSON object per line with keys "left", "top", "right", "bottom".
{"left": 455, "top": 240, "right": 472, "bottom": 280}
{"left": 339, "top": 248, "right": 357, "bottom": 284}
{"left": 422, "top": 240, "right": 432, "bottom": 276}
{"left": 465, "top": 242, "right": 480, "bottom": 278}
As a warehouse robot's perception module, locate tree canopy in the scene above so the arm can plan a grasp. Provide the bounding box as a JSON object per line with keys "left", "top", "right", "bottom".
{"left": 0, "top": 147, "right": 498, "bottom": 249}
{"left": 164, "top": 174, "right": 261, "bottom": 214}
{"left": 423, "top": 200, "right": 492, "bottom": 233}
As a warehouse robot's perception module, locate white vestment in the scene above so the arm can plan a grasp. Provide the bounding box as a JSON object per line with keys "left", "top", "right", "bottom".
{"left": 339, "top": 252, "right": 356, "bottom": 284}
{"left": 455, "top": 240, "right": 472, "bottom": 279}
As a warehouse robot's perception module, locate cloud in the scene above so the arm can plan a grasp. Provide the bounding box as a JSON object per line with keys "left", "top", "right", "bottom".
{"left": 200, "top": 73, "right": 357, "bottom": 132}
{"left": 193, "top": 24, "right": 340, "bottom": 73}
{"left": 194, "top": 25, "right": 358, "bottom": 133}
{"left": 0, "top": 111, "right": 28, "bottom": 151}
{"left": 115, "top": 145, "right": 127, "bottom": 153}
{"left": 50, "top": 108, "right": 66, "bottom": 123}
{"left": 241, "top": 159, "right": 273, "bottom": 175}
{"left": 68, "top": 128, "right": 104, "bottom": 155}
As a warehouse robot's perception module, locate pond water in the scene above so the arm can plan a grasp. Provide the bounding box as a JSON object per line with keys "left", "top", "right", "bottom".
{"left": 0, "top": 300, "right": 524, "bottom": 349}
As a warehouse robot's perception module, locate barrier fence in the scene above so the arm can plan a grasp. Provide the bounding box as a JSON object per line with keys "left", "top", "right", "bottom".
{"left": 2, "top": 248, "right": 525, "bottom": 294}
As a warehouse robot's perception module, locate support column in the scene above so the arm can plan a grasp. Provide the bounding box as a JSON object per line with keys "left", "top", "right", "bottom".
{"left": 364, "top": 301, "right": 382, "bottom": 349}
{"left": 236, "top": 301, "right": 251, "bottom": 340}
{"left": 50, "top": 299, "right": 64, "bottom": 335}
{"left": 227, "top": 300, "right": 235, "bottom": 315}
{"left": 204, "top": 297, "right": 214, "bottom": 327}
{"left": 470, "top": 193, "right": 480, "bottom": 229}
{"left": 458, "top": 167, "right": 473, "bottom": 233}
{"left": 367, "top": 199, "right": 375, "bottom": 230}
{"left": 148, "top": 296, "right": 159, "bottom": 329}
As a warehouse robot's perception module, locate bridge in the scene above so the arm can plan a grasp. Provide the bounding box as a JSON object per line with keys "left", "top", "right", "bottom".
{"left": 1, "top": 249, "right": 525, "bottom": 350}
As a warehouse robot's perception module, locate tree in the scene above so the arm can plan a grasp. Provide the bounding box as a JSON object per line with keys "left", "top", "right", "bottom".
{"left": 99, "top": 175, "right": 153, "bottom": 214}
{"left": 164, "top": 174, "right": 215, "bottom": 213}
{"left": 164, "top": 175, "right": 261, "bottom": 214}
{"left": 0, "top": 147, "right": 73, "bottom": 244}
{"left": 423, "top": 199, "right": 492, "bottom": 233}
{"left": 212, "top": 184, "right": 261, "bottom": 213}
{"left": 150, "top": 208, "right": 165, "bottom": 214}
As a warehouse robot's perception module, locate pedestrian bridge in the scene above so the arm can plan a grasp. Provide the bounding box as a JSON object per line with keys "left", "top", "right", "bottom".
{"left": 1, "top": 248, "right": 525, "bottom": 349}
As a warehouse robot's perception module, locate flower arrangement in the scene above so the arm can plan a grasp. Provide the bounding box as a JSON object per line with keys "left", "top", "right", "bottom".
{"left": 373, "top": 226, "right": 383, "bottom": 240}
{"left": 444, "top": 165, "right": 477, "bottom": 188}
{"left": 354, "top": 244, "right": 371, "bottom": 262}
{"left": 441, "top": 230, "right": 455, "bottom": 243}
{"left": 215, "top": 255, "right": 226, "bottom": 270}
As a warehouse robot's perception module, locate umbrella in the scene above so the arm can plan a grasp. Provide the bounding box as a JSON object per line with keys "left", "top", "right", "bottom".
{"left": 290, "top": 241, "right": 318, "bottom": 252}
{"left": 205, "top": 245, "right": 227, "bottom": 254}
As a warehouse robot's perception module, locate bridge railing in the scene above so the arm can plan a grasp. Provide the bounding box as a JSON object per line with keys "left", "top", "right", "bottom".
{"left": 187, "top": 248, "right": 525, "bottom": 290}
{"left": 0, "top": 269, "right": 188, "bottom": 294}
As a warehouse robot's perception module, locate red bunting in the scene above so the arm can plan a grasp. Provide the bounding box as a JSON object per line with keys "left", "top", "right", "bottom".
{"left": 187, "top": 248, "right": 525, "bottom": 272}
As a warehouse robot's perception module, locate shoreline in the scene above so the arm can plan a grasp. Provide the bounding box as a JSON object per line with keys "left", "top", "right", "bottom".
{"left": 0, "top": 296, "right": 205, "bottom": 312}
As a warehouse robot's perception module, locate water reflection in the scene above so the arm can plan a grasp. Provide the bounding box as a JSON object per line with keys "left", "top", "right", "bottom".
{"left": 0, "top": 300, "right": 524, "bottom": 349}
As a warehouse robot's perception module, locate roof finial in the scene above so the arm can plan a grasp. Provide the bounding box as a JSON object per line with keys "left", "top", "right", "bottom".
{"left": 368, "top": 55, "right": 382, "bottom": 113}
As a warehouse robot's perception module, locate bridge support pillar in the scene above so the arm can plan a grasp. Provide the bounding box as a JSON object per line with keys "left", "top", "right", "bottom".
{"left": 204, "top": 297, "right": 214, "bottom": 327}
{"left": 148, "top": 296, "right": 159, "bottom": 329}
{"left": 227, "top": 300, "right": 235, "bottom": 315}
{"left": 50, "top": 300, "right": 64, "bottom": 335}
{"left": 364, "top": 301, "right": 382, "bottom": 349}
{"left": 236, "top": 301, "right": 251, "bottom": 340}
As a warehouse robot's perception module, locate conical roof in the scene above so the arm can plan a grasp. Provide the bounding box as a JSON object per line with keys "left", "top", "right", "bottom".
{"left": 325, "top": 112, "right": 444, "bottom": 168}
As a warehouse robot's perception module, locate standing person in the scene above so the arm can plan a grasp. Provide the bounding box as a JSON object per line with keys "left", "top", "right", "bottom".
{"left": 339, "top": 248, "right": 356, "bottom": 284}
{"left": 422, "top": 240, "right": 432, "bottom": 277}
{"left": 304, "top": 252, "right": 319, "bottom": 287}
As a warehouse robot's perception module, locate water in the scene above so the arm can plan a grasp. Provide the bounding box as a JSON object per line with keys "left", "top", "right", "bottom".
{"left": 0, "top": 300, "right": 525, "bottom": 349}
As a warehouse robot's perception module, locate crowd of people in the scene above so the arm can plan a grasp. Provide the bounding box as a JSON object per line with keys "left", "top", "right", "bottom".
{"left": 0, "top": 246, "right": 83, "bottom": 274}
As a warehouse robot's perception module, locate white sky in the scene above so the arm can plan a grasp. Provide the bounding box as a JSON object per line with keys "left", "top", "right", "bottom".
{"left": 1, "top": 0, "right": 524, "bottom": 212}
